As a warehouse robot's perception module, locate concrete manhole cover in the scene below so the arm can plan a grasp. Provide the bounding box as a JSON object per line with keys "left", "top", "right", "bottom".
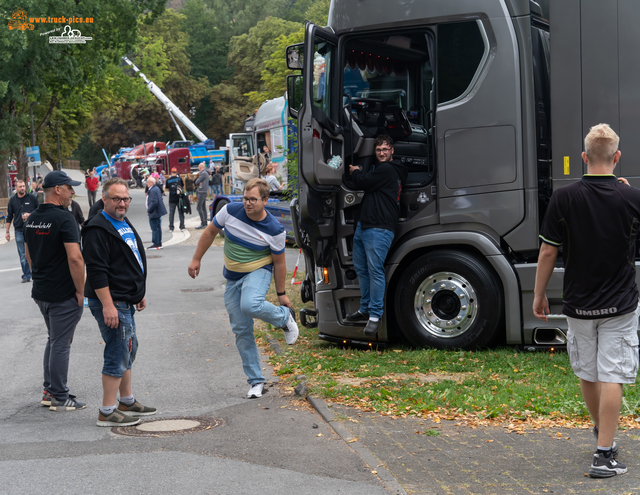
{"left": 111, "top": 416, "right": 223, "bottom": 437}
{"left": 181, "top": 287, "right": 214, "bottom": 292}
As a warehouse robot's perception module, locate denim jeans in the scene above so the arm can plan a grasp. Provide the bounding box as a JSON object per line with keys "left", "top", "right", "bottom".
{"left": 88, "top": 299, "right": 138, "bottom": 377}
{"left": 209, "top": 184, "right": 222, "bottom": 196}
{"left": 168, "top": 201, "right": 185, "bottom": 230}
{"left": 35, "top": 296, "right": 83, "bottom": 400}
{"left": 224, "top": 268, "right": 290, "bottom": 385}
{"left": 14, "top": 229, "right": 32, "bottom": 281}
{"left": 149, "top": 217, "right": 162, "bottom": 246}
{"left": 352, "top": 222, "right": 395, "bottom": 319}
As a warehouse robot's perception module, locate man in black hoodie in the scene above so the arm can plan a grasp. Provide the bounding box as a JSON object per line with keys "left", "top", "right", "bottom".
{"left": 82, "top": 178, "right": 156, "bottom": 427}
{"left": 347, "top": 134, "right": 406, "bottom": 336}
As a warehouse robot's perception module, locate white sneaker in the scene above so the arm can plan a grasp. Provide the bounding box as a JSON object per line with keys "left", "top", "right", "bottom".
{"left": 247, "top": 382, "right": 265, "bottom": 399}
{"left": 281, "top": 307, "right": 299, "bottom": 345}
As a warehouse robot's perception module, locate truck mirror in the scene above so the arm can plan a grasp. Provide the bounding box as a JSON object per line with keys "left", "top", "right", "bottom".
{"left": 286, "top": 43, "right": 304, "bottom": 70}
{"left": 287, "top": 75, "right": 302, "bottom": 118}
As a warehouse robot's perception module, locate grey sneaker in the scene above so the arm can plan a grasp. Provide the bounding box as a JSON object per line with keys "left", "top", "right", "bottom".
{"left": 96, "top": 409, "right": 141, "bottom": 427}
{"left": 49, "top": 395, "right": 87, "bottom": 411}
{"left": 247, "top": 382, "right": 265, "bottom": 399}
{"left": 117, "top": 400, "right": 157, "bottom": 417}
{"left": 589, "top": 452, "right": 627, "bottom": 478}
{"left": 593, "top": 426, "right": 619, "bottom": 459}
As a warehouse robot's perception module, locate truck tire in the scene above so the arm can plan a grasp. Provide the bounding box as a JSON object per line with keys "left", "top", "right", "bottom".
{"left": 394, "top": 250, "right": 503, "bottom": 350}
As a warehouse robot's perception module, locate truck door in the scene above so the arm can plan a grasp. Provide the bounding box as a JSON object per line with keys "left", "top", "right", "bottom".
{"left": 297, "top": 23, "right": 341, "bottom": 266}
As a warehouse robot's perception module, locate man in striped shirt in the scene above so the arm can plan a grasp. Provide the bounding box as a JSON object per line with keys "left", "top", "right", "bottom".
{"left": 188, "top": 178, "right": 298, "bottom": 399}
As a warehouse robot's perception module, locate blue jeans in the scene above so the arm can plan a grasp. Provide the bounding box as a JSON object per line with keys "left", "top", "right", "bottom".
{"left": 352, "top": 223, "right": 395, "bottom": 319}
{"left": 149, "top": 217, "right": 162, "bottom": 246}
{"left": 14, "top": 229, "right": 32, "bottom": 281}
{"left": 210, "top": 184, "right": 222, "bottom": 196}
{"left": 88, "top": 299, "right": 138, "bottom": 378}
{"left": 224, "top": 268, "right": 290, "bottom": 385}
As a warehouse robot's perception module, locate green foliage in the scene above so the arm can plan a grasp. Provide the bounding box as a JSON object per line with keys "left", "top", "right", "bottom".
{"left": 0, "top": 0, "right": 167, "bottom": 192}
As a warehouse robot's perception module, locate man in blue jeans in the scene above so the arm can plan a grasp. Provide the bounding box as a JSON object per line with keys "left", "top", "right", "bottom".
{"left": 5, "top": 180, "right": 39, "bottom": 282}
{"left": 188, "top": 178, "right": 298, "bottom": 399}
{"left": 83, "top": 177, "right": 156, "bottom": 427}
{"left": 347, "top": 135, "right": 407, "bottom": 336}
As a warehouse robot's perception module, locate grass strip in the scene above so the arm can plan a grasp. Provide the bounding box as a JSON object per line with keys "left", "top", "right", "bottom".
{"left": 255, "top": 271, "right": 640, "bottom": 431}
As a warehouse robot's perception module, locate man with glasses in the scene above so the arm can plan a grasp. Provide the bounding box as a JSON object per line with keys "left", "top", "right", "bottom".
{"left": 347, "top": 134, "right": 407, "bottom": 336}
{"left": 188, "top": 178, "right": 299, "bottom": 399}
{"left": 23, "top": 171, "right": 86, "bottom": 411}
{"left": 82, "top": 178, "right": 155, "bottom": 426}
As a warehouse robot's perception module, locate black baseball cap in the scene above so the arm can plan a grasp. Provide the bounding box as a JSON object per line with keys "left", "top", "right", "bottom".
{"left": 43, "top": 171, "right": 82, "bottom": 188}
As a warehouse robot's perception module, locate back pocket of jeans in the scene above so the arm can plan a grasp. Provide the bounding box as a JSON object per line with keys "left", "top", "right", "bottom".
{"left": 567, "top": 332, "right": 582, "bottom": 373}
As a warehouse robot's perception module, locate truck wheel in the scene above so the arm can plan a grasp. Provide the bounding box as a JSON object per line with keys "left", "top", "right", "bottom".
{"left": 394, "top": 251, "right": 503, "bottom": 350}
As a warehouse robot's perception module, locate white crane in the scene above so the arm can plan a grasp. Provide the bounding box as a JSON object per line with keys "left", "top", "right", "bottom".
{"left": 122, "top": 56, "right": 208, "bottom": 143}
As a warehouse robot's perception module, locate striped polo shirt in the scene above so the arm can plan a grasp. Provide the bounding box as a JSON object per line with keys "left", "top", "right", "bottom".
{"left": 212, "top": 202, "right": 285, "bottom": 280}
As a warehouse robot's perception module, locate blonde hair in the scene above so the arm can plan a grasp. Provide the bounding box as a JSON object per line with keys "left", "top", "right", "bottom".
{"left": 265, "top": 165, "right": 274, "bottom": 175}
{"left": 584, "top": 123, "right": 619, "bottom": 164}
{"left": 244, "top": 178, "right": 270, "bottom": 199}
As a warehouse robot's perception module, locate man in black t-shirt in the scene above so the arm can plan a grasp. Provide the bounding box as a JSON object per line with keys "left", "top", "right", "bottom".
{"left": 5, "top": 180, "right": 39, "bottom": 282}
{"left": 346, "top": 134, "right": 408, "bottom": 336}
{"left": 534, "top": 124, "right": 640, "bottom": 479}
{"left": 165, "top": 167, "right": 185, "bottom": 231}
{"left": 24, "top": 171, "right": 87, "bottom": 412}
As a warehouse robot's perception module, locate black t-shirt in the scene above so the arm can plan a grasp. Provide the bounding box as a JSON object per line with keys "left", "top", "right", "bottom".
{"left": 7, "top": 193, "right": 39, "bottom": 230}
{"left": 24, "top": 203, "right": 80, "bottom": 302}
{"left": 540, "top": 175, "right": 640, "bottom": 319}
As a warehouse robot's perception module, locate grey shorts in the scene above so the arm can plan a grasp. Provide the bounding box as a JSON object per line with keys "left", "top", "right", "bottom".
{"left": 566, "top": 307, "right": 640, "bottom": 384}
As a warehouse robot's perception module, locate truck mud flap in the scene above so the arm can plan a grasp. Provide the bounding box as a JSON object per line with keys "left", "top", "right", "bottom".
{"left": 299, "top": 308, "right": 318, "bottom": 328}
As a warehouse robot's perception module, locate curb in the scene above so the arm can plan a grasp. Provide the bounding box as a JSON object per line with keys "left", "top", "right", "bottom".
{"left": 266, "top": 323, "right": 406, "bottom": 494}
{"left": 307, "top": 396, "right": 407, "bottom": 495}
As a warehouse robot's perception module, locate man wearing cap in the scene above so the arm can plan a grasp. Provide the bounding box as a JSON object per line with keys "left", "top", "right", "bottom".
{"left": 166, "top": 167, "right": 185, "bottom": 231}
{"left": 24, "top": 171, "right": 87, "bottom": 412}
{"left": 5, "top": 179, "right": 39, "bottom": 283}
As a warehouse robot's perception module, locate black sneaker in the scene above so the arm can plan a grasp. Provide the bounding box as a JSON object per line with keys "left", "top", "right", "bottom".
{"left": 363, "top": 319, "right": 380, "bottom": 336}
{"left": 593, "top": 426, "right": 619, "bottom": 459}
{"left": 50, "top": 395, "right": 87, "bottom": 411}
{"left": 589, "top": 452, "right": 627, "bottom": 478}
{"left": 345, "top": 310, "right": 369, "bottom": 322}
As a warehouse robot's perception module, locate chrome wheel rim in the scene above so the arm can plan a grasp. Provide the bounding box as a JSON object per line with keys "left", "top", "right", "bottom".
{"left": 413, "top": 271, "right": 478, "bottom": 338}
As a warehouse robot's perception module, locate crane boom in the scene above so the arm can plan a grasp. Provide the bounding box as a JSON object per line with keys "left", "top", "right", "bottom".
{"left": 122, "top": 56, "right": 208, "bottom": 143}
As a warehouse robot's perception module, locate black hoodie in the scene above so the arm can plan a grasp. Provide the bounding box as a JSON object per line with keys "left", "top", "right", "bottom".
{"left": 351, "top": 158, "right": 408, "bottom": 233}
{"left": 81, "top": 212, "right": 147, "bottom": 304}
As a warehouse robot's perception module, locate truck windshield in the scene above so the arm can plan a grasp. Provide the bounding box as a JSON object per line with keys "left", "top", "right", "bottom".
{"left": 232, "top": 136, "right": 254, "bottom": 158}
{"left": 343, "top": 33, "right": 433, "bottom": 126}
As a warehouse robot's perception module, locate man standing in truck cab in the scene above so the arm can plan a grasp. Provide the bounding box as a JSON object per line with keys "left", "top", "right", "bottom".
{"left": 534, "top": 124, "right": 640, "bottom": 478}
{"left": 347, "top": 134, "right": 407, "bottom": 336}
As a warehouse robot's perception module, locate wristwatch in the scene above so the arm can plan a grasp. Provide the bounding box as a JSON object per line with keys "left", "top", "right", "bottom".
{"left": 277, "top": 291, "right": 286, "bottom": 296}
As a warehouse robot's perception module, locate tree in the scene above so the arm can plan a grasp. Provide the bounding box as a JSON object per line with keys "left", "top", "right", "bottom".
{"left": 0, "top": 0, "right": 166, "bottom": 196}
{"left": 89, "top": 9, "right": 210, "bottom": 151}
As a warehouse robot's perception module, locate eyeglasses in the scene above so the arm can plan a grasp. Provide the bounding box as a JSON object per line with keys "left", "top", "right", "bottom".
{"left": 106, "top": 196, "right": 132, "bottom": 204}
{"left": 242, "top": 196, "right": 266, "bottom": 205}
{"left": 375, "top": 147, "right": 392, "bottom": 153}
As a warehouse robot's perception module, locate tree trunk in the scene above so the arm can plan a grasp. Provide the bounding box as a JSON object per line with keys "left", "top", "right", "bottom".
{"left": 16, "top": 141, "right": 29, "bottom": 183}
{"left": 0, "top": 157, "right": 8, "bottom": 198}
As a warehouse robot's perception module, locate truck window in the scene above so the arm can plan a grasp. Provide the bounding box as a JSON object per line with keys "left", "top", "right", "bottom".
{"left": 233, "top": 136, "right": 254, "bottom": 158}
{"left": 313, "top": 40, "right": 332, "bottom": 117}
{"left": 437, "top": 21, "right": 486, "bottom": 104}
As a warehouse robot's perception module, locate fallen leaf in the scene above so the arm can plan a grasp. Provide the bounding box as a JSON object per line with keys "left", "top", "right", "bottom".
{"left": 347, "top": 438, "right": 357, "bottom": 443}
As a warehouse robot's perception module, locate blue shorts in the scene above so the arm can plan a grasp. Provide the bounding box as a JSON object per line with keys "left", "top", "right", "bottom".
{"left": 88, "top": 299, "right": 138, "bottom": 377}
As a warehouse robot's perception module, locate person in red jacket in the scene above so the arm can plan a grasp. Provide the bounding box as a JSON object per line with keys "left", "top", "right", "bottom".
{"left": 85, "top": 169, "right": 99, "bottom": 207}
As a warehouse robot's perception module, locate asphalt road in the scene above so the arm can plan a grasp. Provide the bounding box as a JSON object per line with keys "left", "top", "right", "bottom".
{"left": 0, "top": 173, "right": 389, "bottom": 494}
